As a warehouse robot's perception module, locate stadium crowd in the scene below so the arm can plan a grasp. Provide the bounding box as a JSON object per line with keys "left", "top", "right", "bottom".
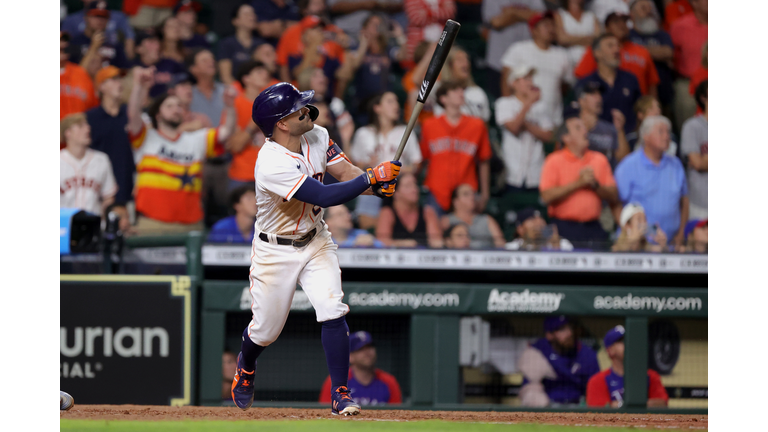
{"left": 60, "top": 0, "right": 708, "bottom": 252}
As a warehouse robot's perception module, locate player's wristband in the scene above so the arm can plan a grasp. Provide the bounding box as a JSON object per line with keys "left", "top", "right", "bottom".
{"left": 365, "top": 167, "right": 377, "bottom": 185}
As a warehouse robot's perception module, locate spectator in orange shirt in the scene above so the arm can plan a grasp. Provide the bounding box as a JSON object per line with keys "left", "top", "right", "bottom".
{"left": 670, "top": 0, "right": 706, "bottom": 131}
{"left": 539, "top": 113, "right": 618, "bottom": 248}
{"left": 420, "top": 80, "right": 492, "bottom": 217}
{"left": 663, "top": 0, "right": 692, "bottom": 32}
{"left": 61, "top": 32, "right": 98, "bottom": 121}
{"left": 276, "top": 15, "right": 347, "bottom": 97}
{"left": 574, "top": 12, "right": 659, "bottom": 96}
{"left": 224, "top": 61, "right": 277, "bottom": 189}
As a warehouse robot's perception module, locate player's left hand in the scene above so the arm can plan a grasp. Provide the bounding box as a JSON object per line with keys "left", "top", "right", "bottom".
{"left": 366, "top": 160, "right": 401, "bottom": 185}
{"left": 372, "top": 179, "right": 397, "bottom": 198}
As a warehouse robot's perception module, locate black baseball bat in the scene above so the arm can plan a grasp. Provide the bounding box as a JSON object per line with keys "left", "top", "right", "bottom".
{"left": 394, "top": 19, "right": 461, "bottom": 161}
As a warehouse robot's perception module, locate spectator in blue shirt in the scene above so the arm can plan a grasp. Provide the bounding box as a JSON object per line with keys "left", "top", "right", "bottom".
{"left": 517, "top": 315, "right": 600, "bottom": 407}
{"left": 208, "top": 186, "right": 257, "bottom": 243}
{"left": 217, "top": 4, "right": 265, "bottom": 86}
{"left": 252, "top": 0, "right": 301, "bottom": 45}
{"left": 61, "top": 0, "right": 136, "bottom": 60}
{"left": 628, "top": 0, "right": 675, "bottom": 108}
{"left": 615, "top": 116, "right": 688, "bottom": 248}
{"left": 325, "top": 205, "right": 384, "bottom": 248}
{"left": 68, "top": 2, "right": 130, "bottom": 76}
{"left": 577, "top": 34, "right": 641, "bottom": 135}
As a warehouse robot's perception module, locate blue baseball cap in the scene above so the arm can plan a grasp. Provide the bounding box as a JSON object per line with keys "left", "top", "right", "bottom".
{"left": 544, "top": 315, "right": 569, "bottom": 333}
{"left": 350, "top": 331, "right": 374, "bottom": 352}
{"left": 684, "top": 219, "right": 707, "bottom": 240}
{"left": 604, "top": 325, "right": 625, "bottom": 348}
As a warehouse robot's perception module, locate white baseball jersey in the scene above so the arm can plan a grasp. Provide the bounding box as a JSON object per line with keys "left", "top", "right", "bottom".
{"left": 60, "top": 148, "right": 118, "bottom": 215}
{"left": 254, "top": 125, "right": 347, "bottom": 236}
{"left": 245, "top": 124, "right": 352, "bottom": 342}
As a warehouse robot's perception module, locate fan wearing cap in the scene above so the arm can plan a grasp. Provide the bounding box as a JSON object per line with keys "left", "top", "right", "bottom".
{"left": 319, "top": 331, "right": 402, "bottom": 406}
{"left": 495, "top": 65, "right": 554, "bottom": 192}
{"left": 85, "top": 67, "right": 135, "bottom": 232}
{"left": 500, "top": 11, "right": 574, "bottom": 126}
{"left": 586, "top": 325, "right": 669, "bottom": 408}
{"left": 612, "top": 202, "right": 667, "bottom": 252}
{"left": 495, "top": 65, "right": 555, "bottom": 192}
{"left": 518, "top": 316, "right": 600, "bottom": 407}
{"left": 574, "top": 11, "right": 659, "bottom": 99}
{"left": 539, "top": 113, "right": 618, "bottom": 247}
{"left": 68, "top": 1, "right": 130, "bottom": 77}
{"left": 682, "top": 219, "right": 707, "bottom": 253}
{"left": 61, "top": 0, "right": 136, "bottom": 60}
{"left": 60, "top": 32, "right": 98, "bottom": 121}
{"left": 173, "top": 1, "right": 210, "bottom": 51}
{"left": 125, "top": 66, "right": 238, "bottom": 233}
{"left": 505, "top": 207, "right": 574, "bottom": 251}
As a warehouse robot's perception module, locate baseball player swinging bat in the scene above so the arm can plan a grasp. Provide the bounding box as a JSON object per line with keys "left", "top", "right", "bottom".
{"left": 393, "top": 19, "right": 461, "bottom": 161}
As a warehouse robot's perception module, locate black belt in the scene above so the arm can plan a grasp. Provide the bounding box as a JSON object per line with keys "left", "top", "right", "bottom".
{"left": 259, "top": 228, "right": 317, "bottom": 248}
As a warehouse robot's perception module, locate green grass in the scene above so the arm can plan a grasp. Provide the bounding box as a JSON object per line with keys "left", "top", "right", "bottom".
{"left": 60, "top": 420, "right": 642, "bottom": 432}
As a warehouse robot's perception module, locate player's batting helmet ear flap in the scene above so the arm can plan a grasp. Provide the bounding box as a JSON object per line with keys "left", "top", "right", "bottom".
{"left": 306, "top": 104, "right": 319, "bottom": 122}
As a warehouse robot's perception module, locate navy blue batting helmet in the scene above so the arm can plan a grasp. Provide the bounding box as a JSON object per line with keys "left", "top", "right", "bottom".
{"left": 251, "top": 82, "right": 319, "bottom": 137}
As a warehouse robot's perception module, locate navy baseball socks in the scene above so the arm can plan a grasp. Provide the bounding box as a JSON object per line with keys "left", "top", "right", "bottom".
{"left": 232, "top": 328, "right": 266, "bottom": 410}
{"left": 322, "top": 316, "right": 360, "bottom": 416}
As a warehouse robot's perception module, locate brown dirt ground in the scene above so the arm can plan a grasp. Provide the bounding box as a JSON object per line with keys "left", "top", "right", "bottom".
{"left": 62, "top": 405, "right": 708, "bottom": 429}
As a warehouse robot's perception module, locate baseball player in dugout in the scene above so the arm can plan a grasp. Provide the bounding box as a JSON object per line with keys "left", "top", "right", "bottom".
{"left": 319, "top": 331, "right": 403, "bottom": 406}
{"left": 586, "top": 325, "right": 669, "bottom": 408}
{"left": 231, "top": 82, "right": 402, "bottom": 416}
{"left": 126, "top": 66, "right": 243, "bottom": 234}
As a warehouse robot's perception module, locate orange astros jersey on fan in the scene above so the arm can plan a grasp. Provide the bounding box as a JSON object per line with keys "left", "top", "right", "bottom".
{"left": 130, "top": 125, "right": 224, "bottom": 223}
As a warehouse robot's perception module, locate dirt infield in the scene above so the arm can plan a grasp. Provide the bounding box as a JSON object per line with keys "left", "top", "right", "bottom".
{"left": 62, "top": 405, "right": 707, "bottom": 429}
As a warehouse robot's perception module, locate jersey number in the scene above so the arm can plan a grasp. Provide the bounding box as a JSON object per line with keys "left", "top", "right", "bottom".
{"left": 311, "top": 173, "right": 323, "bottom": 216}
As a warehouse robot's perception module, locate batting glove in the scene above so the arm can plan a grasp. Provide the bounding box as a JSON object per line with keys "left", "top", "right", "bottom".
{"left": 366, "top": 161, "right": 401, "bottom": 185}
{"left": 373, "top": 179, "right": 397, "bottom": 199}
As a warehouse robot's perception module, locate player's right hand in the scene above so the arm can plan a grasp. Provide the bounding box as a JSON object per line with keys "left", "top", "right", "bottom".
{"left": 365, "top": 161, "right": 401, "bottom": 185}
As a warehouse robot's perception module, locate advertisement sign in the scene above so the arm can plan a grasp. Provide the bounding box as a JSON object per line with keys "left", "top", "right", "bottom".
{"left": 60, "top": 275, "right": 192, "bottom": 406}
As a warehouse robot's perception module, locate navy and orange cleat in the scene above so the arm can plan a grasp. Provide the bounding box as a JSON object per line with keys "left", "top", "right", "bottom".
{"left": 331, "top": 386, "right": 361, "bottom": 416}
{"left": 231, "top": 353, "right": 256, "bottom": 410}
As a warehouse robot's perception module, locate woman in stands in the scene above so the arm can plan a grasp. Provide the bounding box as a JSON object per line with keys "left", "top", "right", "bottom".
{"left": 441, "top": 184, "right": 506, "bottom": 249}
{"left": 553, "top": 0, "right": 600, "bottom": 65}
{"left": 376, "top": 172, "right": 442, "bottom": 248}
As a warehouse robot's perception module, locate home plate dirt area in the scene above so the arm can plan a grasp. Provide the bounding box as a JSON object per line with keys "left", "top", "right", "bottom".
{"left": 62, "top": 405, "right": 707, "bottom": 429}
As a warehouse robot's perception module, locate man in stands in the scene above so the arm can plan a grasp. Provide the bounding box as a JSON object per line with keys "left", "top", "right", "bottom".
{"left": 61, "top": 32, "right": 97, "bottom": 121}
{"left": 207, "top": 185, "right": 258, "bottom": 244}
{"left": 319, "top": 331, "right": 402, "bottom": 405}
{"left": 126, "top": 66, "right": 239, "bottom": 234}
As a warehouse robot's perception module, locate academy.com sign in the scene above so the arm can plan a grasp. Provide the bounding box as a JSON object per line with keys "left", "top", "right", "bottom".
{"left": 593, "top": 293, "right": 703, "bottom": 313}
{"left": 487, "top": 289, "right": 565, "bottom": 312}
{"left": 348, "top": 290, "right": 460, "bottom": 309}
